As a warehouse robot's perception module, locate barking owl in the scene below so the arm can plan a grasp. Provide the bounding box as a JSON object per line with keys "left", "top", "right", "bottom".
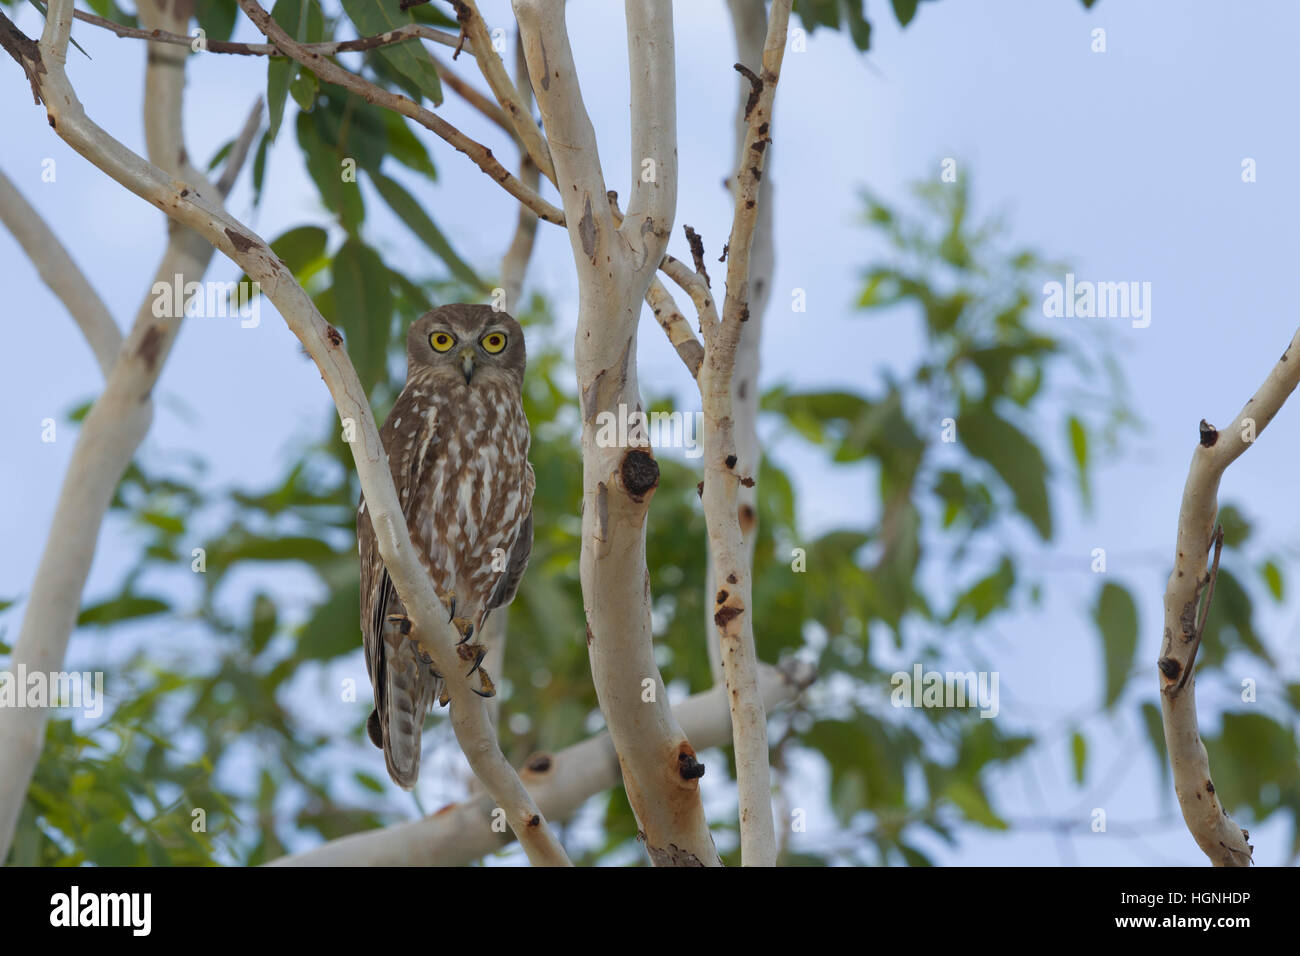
{"left": 357, "top": 305, "right": 534, "bottom": 789}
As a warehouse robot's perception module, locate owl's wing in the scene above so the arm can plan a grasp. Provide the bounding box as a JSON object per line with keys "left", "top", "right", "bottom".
{"left": 357, "top": 385, "right": 441, "bottom": 789}
{"left": 486, "top": 462, "right": 535, "bottom": 613}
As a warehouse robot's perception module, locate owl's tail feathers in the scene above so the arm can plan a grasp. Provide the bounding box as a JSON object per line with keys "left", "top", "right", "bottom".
{"left": 381, "top": 637, "right": 433, "bottom": 791}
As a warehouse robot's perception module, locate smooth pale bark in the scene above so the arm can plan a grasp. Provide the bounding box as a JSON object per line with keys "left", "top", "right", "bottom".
{"left": 0, "top": 0, "right": 569, "bottom": 867}
{"left": 1158, "top": 326, "right": 1300, "bottom": 866}
{"left": 0, "top": 0, "right": 242, "bottom": 859}
{"left": 0, "top": 167, "right": 121, "bottom": 378}
{"left": 513, "top": 0, "right": 720, "bottom": 866}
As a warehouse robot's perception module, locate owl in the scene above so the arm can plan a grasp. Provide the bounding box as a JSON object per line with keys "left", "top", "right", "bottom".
{"left": 356, "top": 305, "right": 534, "bottom": 789}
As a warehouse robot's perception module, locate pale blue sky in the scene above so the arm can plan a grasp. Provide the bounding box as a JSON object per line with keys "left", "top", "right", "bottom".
{"left": 2, "top": 0, "right": 1298, "bottom": 865}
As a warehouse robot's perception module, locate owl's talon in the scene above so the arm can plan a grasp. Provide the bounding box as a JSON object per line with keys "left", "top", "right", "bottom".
{"left": 459, "top": 642, "right": 487, "bottom": 677}
{"left": 412, "top": 640, "right": 434, "bottom": 665}
{"left": 471, "top": 668, "right": 496, "bottom": 698}
{"left": 439, "top": 590, "right": 458, "bottom": 622}
{"left": 451, "top": 617, "right": 474, "bottom": 645}
{"left": 437, "top": 684, "right": 450, "bottom": 707}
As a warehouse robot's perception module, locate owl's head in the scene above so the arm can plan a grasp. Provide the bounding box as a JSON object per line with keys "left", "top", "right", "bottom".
{"left": 406, "top": 305, "right": 526, "bottom": 388}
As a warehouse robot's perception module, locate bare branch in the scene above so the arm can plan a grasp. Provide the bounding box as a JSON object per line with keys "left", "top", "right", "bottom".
{"left": 514, "top": 0, "right": 718, "bottom": 867}
{"left": 445, "top": 0, "right": 555, "bottom": 183}
{"left": 620, "top": 0, "right": 676, "bottom": 274}
{"left": 1158, "top": 327, "right": 1300, "bottom": 866}
{"left": 433, "top": 53, "right": 512, "bottom": 134}
{"left": 691, "top": 0, "right": 793, "bottom": 867}
{"left": 646, "top": 277, "right": 705, "bottom": 378}
{"left": 498, "top": 33, "right": 539, "bottom": 314}
{"left": 0, "top": 167, "right": 121, "bottom": 377}
{"left": 236, "top": 0, "right": 565, "bottom": 226}
{"left": 0, "top": 1, "right": 569, "bottom": 867}
{"left": 268, "top": 661, "right": 814, "bottom": 866}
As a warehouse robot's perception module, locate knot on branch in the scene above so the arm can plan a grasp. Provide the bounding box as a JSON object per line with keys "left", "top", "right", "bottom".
{"left": 677, "top": 749, "right": 706, "bottom": 781}
{"left": 620, "top": 448, "right": 660, "bottom": 501}
{"left": 525, "top": 753, "right": 553, "bottom": 774}
{"left": 1199, "top": 418, "right": 1218, "bottom": 447}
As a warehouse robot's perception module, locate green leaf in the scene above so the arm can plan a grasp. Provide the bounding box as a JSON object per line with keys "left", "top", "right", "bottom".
{"left": 289, "top": 68, "right": 319, "bottom": 112}
{"left": 206, "top": 139, "right": 234, "bottom": 173}
{"left": 943, "top": 779, "right": 1008, "bottom": 830}
{"left": 891, "top": 0, "right": 920, "bottom": 27}
{"left": 266, "top": 0, "right": 324, "bottom": 141}
{"left": 251, "top": 130, "right": 271, "bottom": 208}
{"left": 368, "top": 170, "right": 485, "bottom": 291}
{"left": 265, "top": 0, "right": 300, "bottom": 142}
{"left": 1261, "top": 560, "right": 1284, "bottom": 601}
{"left": 196, "top": 0, "right": 238, "bottom": 43}
{"left": 77, "top": 595, "right": 171, "bottom": 627}
{"left": 1067, "top": 415, "right": 1090, "bottom": 509}
{"left": 383, "top": 110, "right": 438, "bottom": 180}
{"left": 296, "top": 112, "right": 365, "bottom": 232}
{"left": 332, "top": 238, "right": 395, "bottom": 393}
{"left": 957, "top": 407, "right": 1052, "bottom": 539}
{"left": 1070, "top": 731, "right": 1087, "bottom": 784}
{"left": 250, "top": 594, "right": 277, "bottom": 652}
{"left": 1217, "top": 504, "right": 1251, "bottom": 548}
{"left": 341, "top": 0, "right": 443, "bottom": 106}
{"left": 1094, "top": 582, "right": 1138, "bottom": 709}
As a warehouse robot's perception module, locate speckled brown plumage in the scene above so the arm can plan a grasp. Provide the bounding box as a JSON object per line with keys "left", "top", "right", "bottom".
{"left": 357, "top": 305, "right": 533, "bottom": 789}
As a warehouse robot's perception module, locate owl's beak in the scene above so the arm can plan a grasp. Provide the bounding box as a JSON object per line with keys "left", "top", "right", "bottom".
{"left": 459, "top": 348, "right": 476, "bottom": 384}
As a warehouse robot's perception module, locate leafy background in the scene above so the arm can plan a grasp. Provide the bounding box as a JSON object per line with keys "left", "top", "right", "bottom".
{"left": 1, "top": 0, "right": 1297, "bottom": 866}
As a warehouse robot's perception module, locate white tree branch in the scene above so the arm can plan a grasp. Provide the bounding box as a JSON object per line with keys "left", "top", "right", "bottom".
{"left": 513, "top": 0, "right": 719, "bottom": 867}
{"left": 0, "top": 0, "right": 235, "bottom": 859}
{"left": 267, "top": 660, "right": 813, "bottom": 866}
{"left": 0, "top": 166, "right": 121, "bottom": 378}
{"left": 1158, "top": 326, "right": 1300, "bottom": 866}
{"left": 0, "top": 0, "right": 570, "bottom": 867}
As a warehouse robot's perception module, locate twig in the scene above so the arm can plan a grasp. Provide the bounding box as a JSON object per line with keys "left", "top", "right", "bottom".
{"left": 235, "top": 0, "right": 563, "bottom": 225}
{"left": 1173, "top": 523, "right": 1223, "bottom": 697}
{"left": 1159, "top": 327, "right": 1300, "bottom": 866}
{"left": 444, "top": 0, "right": 556, "bottom": 183}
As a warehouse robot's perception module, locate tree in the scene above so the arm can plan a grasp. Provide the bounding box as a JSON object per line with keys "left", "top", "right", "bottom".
{"left": 2, "top": 0, "right": 1297, "bottom": 868}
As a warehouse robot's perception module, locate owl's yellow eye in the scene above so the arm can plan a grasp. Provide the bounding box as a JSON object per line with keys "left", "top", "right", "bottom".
{"left": 429, "top": 331, "right": 456, "bottom": 353}
{"left": 480, "top": 332, "right": 507, "bottom": 354}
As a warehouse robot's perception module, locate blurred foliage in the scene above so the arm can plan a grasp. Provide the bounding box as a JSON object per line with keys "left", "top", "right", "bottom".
{"left": 3, "top": 0, "right": 1296, "bottom": 868}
